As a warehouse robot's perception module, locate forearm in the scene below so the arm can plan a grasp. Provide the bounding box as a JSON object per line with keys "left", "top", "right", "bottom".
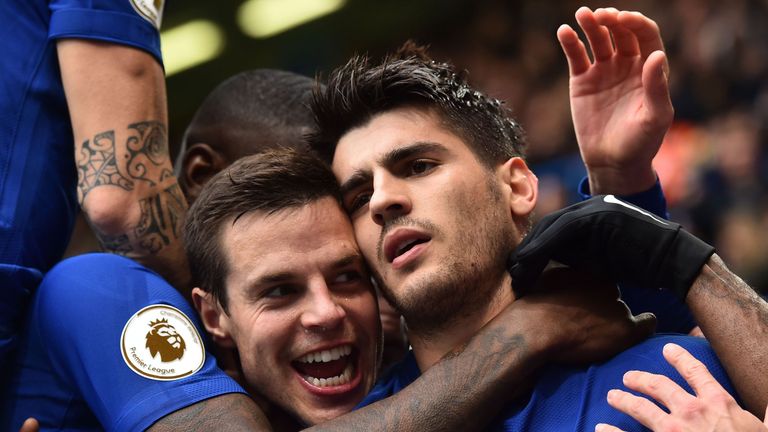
{"left": 687, "top": 254, "right": 768, "bottom": 415}
{"left": 308, "top": 307, "right": 544, "bottom": 431}
{"left": 148, "top": 393, "right": 272, "bottom": 431}
{"left": 59, "top": 39, "right": 190, "bottom": 291}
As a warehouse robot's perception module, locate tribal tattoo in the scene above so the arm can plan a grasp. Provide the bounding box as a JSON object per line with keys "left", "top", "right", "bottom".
{"left": 98, "top": 183, "right": 184, "bottom": 256}
{"left": 76, "top": 130, "right": 134, "bottom": 202}
{"left": 125, "top": 121, "right": 169, "bottom": 187}
{"left": 76, "top": 121, "right": 169, "bottom": 203}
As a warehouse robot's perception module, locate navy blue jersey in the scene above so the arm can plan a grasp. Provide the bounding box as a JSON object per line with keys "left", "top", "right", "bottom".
{"left": 0, "top": 0, "right": 164, "bottom": 365}
{"left": 358, "top": 335, "right": 736, "bottom": 431}
{"left": 0, "top": 254, "right": 246, "bottom": 431}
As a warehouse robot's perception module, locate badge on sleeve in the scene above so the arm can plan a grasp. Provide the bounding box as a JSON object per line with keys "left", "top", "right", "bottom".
{"left": 130, "top": 0, "right": 165, "bottom": 29}
{"left": 121, "top": 304, "right": 205, "bottom": 381}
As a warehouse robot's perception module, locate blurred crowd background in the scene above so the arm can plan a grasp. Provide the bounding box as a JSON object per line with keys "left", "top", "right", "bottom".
{"left": 159, "top": 0, "right": 768, "bottom": 294}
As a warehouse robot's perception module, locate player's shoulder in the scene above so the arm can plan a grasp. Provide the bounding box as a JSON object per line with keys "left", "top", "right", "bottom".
{"left": 628, "top": 334, "right": 713, "bottom": 357}
{"left": 37, "top": 253, "right": 181, "bottom": 316}
{"left": 44, "top": 253, "right": 159, "bottom": 290}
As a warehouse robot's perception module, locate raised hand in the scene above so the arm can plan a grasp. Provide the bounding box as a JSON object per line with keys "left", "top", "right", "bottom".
{"left": 559, "top": 7, "right": 673, "bottom": 195}
{"left": 596, "top": 343, "right": 768, "bottom": 432}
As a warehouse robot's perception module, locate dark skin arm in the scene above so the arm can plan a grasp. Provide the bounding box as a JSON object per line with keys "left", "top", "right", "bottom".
{"left": 686, "top": 254, "right": 768, "bottom": 416}
{"left": 147, "top": 393, "right": 273, "bottom": 431}
{"left": 28, "top": 271, "right": 652, "bottom": 432}
{"left": 309, "top": 268, "right": 655, "bottom": 431}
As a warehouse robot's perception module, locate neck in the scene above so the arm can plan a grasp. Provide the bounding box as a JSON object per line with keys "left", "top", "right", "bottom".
{"left": 408, "top": 272, "right": 514, "bottom": 371}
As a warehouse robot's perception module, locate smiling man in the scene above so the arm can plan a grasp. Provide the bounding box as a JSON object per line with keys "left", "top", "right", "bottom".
{"left": 187, "top": 151, "right": 380, "bottom": 427}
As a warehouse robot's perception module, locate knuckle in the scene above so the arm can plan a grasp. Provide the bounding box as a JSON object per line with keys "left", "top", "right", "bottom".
{"left": 646, "top": 375, "right": 665, "bottom": 392}
{"left": 679, "top": 400, "right": 704, "bottom": 419}
{"left": 682, "top": 359, "right": 708, "bottom": 378}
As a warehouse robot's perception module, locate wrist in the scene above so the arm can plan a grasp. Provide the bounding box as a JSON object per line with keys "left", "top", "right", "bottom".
{"left": 586, "top": 165, "right": 657, "bottom": 196}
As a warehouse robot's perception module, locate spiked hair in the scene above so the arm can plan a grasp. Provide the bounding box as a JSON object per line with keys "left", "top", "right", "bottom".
{"left": 309, "top": 42, "right": 526, "bottom": 167}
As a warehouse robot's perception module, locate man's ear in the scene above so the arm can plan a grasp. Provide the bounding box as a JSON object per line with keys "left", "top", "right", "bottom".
{"left": 182, "top": 143, "right": 228, "bottom": 204}
{"left": 497, "top": 157, "right": 538, "bottom": 218}
{"left": 192, "top": 287, "right": 236, "bottom": 348}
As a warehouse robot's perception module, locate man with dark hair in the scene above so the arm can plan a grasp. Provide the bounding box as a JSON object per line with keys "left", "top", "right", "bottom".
{"left": 185, "top": 147, "right": 653, "bottom": 430}
{"left": 0, "top": 68, "right": 319, "bottom": 432}
{"left": 310, "top": 7, "right": 768, "bottom": 429}
{"left": 1, "top": 67, "right": 653, "bottom": 431}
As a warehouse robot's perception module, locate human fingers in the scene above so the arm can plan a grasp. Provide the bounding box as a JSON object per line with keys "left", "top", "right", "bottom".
{"left": 19, "top": 418, "right": 39, "bottom": 432}
{"left": 641, "top": 50, "right": 674, "bottom": 127}
{"left": 595, "top": 8, "right": 640, "bottom": 57}
{"left": 575, "top": 6, "right": 614, "bottom": 62}
{"left": 662, "top": 343, "right": 727, "bottom": 398}
{"left": 622, "top": 369, "right": 696, "bottom": 411}
{"left": 595, "top": 422, "right": 626, "bottom": 432}
{"left": 606, "top": 388, "right": 669, "bottom": 430}
{"left": 557, "top": 24, "right": 590, "bottom": 76}
{"left": 618, "top": 10, "right": 665, "bottom": 60}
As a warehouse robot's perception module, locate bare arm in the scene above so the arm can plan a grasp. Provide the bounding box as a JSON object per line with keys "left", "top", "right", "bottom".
{"left": 58, "top": 40, "right": 190, "bottom": 291}
{"left": 309, "top": 269, "right": 655, "bottom": 431}
{"left": 147, "top": 393, "right": 272, "bottom": 432}
{"left": 687, "top": 254, "right": 768, "bottom": 416}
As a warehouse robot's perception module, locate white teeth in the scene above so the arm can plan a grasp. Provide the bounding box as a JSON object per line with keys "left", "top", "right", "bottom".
{"left": 303, "top": 362, "right": 354, "bottom": 388}
{"left": 297, "top": 345, "right": 352, "bottom": 364}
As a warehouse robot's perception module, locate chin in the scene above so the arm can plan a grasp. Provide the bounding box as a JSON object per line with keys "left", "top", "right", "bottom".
{"left": 298, "top": 405, "right": 351, "bottom": 426}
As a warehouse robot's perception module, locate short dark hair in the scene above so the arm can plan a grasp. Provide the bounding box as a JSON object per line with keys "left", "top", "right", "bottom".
{"left": 176, "top": 69, "right": 317, "bottom": 185}
{"left": 184, "top": 148, "right": 341, "bottom": 311}
{"left": 309, "top": 43, "right": 526, "bottom": 167}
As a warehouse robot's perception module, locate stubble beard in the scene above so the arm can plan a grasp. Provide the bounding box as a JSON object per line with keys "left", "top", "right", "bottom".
{"left": 376, "top": 180, "right": 514, "bottom": 337}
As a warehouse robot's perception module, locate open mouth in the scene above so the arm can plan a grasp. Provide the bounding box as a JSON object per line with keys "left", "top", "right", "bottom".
{"left": 292, "top": 345, "right": 356, "bottom": 388}
{"left": 394, "top": 238, "right": 429, "bottom": 260}
{"left": 385, "top": 230, "right": 432, "bottom": 263}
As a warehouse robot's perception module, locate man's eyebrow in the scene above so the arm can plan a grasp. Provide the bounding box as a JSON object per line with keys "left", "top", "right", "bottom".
{"left": 254, "top": 271, "right": 296, "bottom": 285}
{"left": 339, "top": 170, "right": 372, "bottom": 198}
{"left": 330, "top": 253, "right": 362, "bottom": 270}
{"left": 378, "top": 141, "right": 446, "bottom": 168}
{"left": 339, "top": 142, "right": 446, "bottom": 197}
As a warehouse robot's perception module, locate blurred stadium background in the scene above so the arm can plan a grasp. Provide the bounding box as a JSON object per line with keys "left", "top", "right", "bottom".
{"left": 160, "top": 0, "right": 768, "bottom": 294}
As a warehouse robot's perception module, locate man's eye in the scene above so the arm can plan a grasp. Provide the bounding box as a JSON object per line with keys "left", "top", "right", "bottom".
{"left": 410, "top": 160, "right": 437, "bottom": 175}
{"left": 264, "top": 285, "right": 297, "bottom": 298}
{"left": 334, "top": 271, "right": 362, "bottom": 284}
{"left": 348, "top": 192, "right": 371, "bottom": 213}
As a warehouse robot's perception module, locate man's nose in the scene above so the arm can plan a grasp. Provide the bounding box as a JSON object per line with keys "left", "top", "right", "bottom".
{"left": 369, "top": 175, "right": 412, "bottom": 226}
{"left": 300, "top": 284, "right": 347, "bottom": 333}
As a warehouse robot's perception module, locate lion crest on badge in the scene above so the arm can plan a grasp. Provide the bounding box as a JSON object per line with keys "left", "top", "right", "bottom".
{"left": 145, "top": 318, "right": 186, "bottom": 362}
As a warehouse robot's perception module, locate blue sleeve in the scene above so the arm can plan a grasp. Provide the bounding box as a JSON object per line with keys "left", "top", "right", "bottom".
{"left": 48, "top": 0, "right": 162, "bottom": 64}
{"left": 35, "top": 254, "right": 245, "bottom": 432}
{"left": 578, "top": 177, "right": 696, "bottom": 333}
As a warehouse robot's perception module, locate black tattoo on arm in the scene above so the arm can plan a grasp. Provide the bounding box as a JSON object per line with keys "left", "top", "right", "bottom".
{"left": 147, "top": 393, "right": 272, "bottom": 432}
{"left": 94, "top": 183, "right": 185, "bottom": 257}
{"left": 309, "top": 329, "right": 532, "bottom": 431}
{"left": 76, "top": 130, "right": 134, "bottom": 202}
{"left": 125, "top": 121, "right": 169, "bottom": 186}
{"left": 688, "top": 254, "right": 768, "bottom": 416}
{"left": 76, "top": 121, "right": 170, "bottom": 203}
